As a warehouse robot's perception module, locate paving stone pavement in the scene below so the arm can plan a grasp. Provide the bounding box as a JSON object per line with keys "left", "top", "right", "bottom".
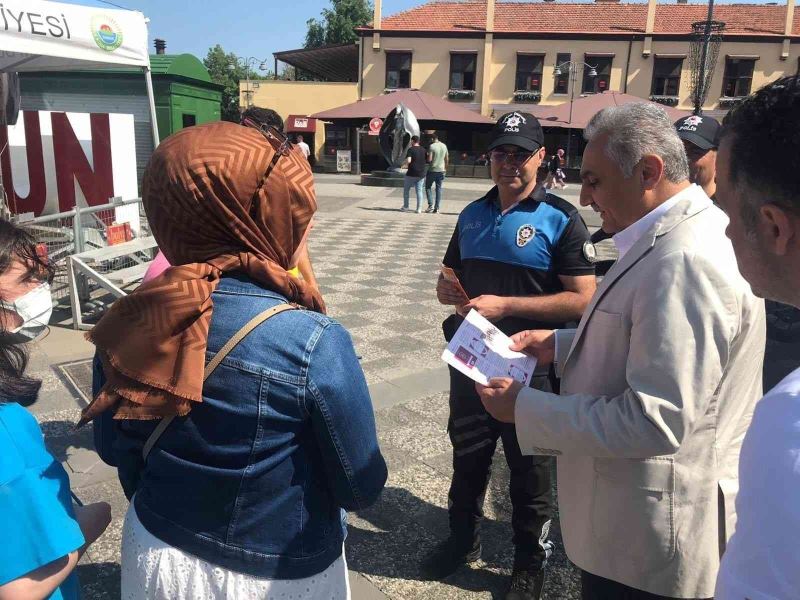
{"left": 29, "top": 178, "right": 596, "bottom": 599}
{"left": 309, "top": 215, "right": 454, "bottom": 387}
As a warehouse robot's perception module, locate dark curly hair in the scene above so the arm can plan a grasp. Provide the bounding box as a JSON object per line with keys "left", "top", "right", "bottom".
{"left": 721, "top": 76, "right": 800, "bottom": 224}
{"left": 240, "top": 106, "right": 284, "bottom": 132}
{"left": 0, "top": 219, "right": 55, "bottom": 406}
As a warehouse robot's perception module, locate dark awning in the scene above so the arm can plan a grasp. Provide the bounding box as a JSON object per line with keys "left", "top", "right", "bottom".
{"left": 274, "top": 44, "right": 358, "bottom": 83}
{"left": 535, "top": 91, "right": 690, "bottom": 129}
{"left": 310, "top": 88, "right": 495, "bottom": 128}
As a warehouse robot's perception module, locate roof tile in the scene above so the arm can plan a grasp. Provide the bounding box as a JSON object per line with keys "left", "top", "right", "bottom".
{"left": 372, "top": 1, "right": 799, "bottom": 36}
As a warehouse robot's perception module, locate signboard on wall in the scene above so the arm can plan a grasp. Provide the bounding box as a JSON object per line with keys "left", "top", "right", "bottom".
{"left": 336, "top": 149, "right": 352, "bottom": 173}
{"left": 0, "top": 110, "right": 138, "bottom": 216}
{"left": 368, "top": 117, "right": 383, "bottom": 136}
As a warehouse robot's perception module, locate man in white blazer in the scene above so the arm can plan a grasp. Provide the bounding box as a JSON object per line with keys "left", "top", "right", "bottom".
{"left": 477, "top": 103, "right": 765, "bottom": 600}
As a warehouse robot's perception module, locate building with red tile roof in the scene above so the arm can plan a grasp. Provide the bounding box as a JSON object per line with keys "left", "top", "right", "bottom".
{"left": 246, "top": 0, "right": 799, "bottom": 172}
{"left": 370, "top": 2, "right": 799, "bottom": 38}
{"left": 357, "top": 0, "right": 799, "bottom": 119}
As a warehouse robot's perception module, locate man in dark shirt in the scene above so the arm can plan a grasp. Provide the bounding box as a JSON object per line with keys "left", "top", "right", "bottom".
{"left": 422, "top": 111, "right": 596, "bottom": 600}
{"left": 403, "top": 135, "right": 428, "bottom": 213}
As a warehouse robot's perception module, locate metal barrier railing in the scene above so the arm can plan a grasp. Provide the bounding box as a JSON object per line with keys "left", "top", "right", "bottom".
{"left": 14, "top": 198, "right": 154, "bottom": 327}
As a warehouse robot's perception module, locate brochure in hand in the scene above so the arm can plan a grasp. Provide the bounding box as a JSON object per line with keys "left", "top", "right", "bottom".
{"left": 441, "top": 309, "right": 537, "bottom": 386}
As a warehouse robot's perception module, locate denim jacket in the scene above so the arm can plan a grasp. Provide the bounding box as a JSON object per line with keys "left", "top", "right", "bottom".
{"left": 93, "top": 274, "right": 387, "bottom": 579}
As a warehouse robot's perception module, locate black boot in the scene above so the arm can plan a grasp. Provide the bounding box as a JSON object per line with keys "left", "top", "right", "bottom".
{"left": 419, "top": 536, "right": 481, "bottom": 581}
{"left": 505, "top": 567, "right": 546, "bottom": 600}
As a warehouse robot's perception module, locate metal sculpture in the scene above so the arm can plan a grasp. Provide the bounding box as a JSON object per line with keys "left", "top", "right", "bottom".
{"left": 378, "top": 103, "right": 420, "bottom": 170}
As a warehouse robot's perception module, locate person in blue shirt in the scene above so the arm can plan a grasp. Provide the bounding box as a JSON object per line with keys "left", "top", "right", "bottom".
{"left": 0, "top": 219, "right": 110, "bottom": 600}
{"left": 425, "top": 112, "right": 596, "bottom": 600}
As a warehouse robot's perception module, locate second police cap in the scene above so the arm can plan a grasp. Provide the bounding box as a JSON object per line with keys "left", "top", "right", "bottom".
{"left": 674, "top": 115, "right": 721, "bottom": 151}
{"left": 488, "top": 111, "right": 545, "bottom": 152}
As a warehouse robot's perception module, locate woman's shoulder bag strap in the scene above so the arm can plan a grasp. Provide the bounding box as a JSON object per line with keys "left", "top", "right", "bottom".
{"left": 141, "top": 303, "right": 297, "bottom": 461}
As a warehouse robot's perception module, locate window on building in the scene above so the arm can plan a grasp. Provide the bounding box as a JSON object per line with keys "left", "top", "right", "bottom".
{"left": 385, "top": 52, "right": 412, "bottom": 89}
{"left": 554, "top": 53, "right": 571, "bottom": 94}
{"left": 651, "top": 57, "right": 683, "bottom": 96}
{"left": 722, "top": 58, "right": 756, "bottom": 97}
{"left": 449, "top": 53, "right": 477, "bottom": 91}
{"left": 182, "top": 114, "right": 196, "bottom": 128}
{"left": 583, "top": 56, "right": 612, "bottom": 94}
{"left": 325, "top": 125, "right": 349, "bottom": 154}
{"left": 515, "top": 54, "right": 544, "bottom": 92}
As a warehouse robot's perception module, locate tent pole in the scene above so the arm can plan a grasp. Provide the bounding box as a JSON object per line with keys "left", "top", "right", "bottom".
{"left": 143, "top": 66, "right": 160, "bottom": 148}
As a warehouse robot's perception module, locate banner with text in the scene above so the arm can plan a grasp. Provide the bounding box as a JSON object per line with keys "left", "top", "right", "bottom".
{"left": 1, "top": 110, "right": 138, "bottom": 216}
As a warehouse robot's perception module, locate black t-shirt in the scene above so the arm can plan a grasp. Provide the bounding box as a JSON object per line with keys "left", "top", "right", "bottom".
{"left": 406, "top": 146, "right": 428, "bottom": 178}
{"left": 548, "top": 155, "right": 560, "bottom": 174}
{"left": 443, "top": 185, "right": 595, "bottom": 338}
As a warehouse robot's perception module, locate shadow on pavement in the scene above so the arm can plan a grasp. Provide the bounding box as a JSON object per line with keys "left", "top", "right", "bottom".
{"left": 41, "top": 420, "right": 96, "bottom": 462}
{"left": 77, "top": 561, "right": 121, "bottom": 600}
{"left": 348, "top": 485, "right": 539, "bottom": 598}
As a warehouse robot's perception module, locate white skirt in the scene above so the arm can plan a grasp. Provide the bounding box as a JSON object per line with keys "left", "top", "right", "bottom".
{"left": 121, "top": 502, "right": 351, "bottom": 600}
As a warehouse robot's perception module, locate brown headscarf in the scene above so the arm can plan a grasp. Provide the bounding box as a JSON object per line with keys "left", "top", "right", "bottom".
{"left": 79, "top": 121, "right": 323, "bottom": 424}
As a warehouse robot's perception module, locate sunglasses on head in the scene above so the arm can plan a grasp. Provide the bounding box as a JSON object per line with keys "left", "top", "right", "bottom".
{"left": 242, "top": 117, "right": 295, "bottom": 218}
{"left": 242, "top": 117, "right": 293, "bottom": 185}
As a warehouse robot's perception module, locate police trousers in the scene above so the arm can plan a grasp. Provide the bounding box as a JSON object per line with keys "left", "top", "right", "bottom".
{"left": 447, "top": 367, "right": 554, "bottom": 570}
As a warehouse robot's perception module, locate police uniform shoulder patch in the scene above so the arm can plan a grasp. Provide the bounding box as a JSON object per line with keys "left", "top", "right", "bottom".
{"left": 582, "top": 240, "right": 597, "bottom": 263}
{"left": 516, "top": 224, "right": 536, "bottom": 247}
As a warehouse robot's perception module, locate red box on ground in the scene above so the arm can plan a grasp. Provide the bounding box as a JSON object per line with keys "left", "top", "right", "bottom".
{"left": 106, "top": 222, "right": 132, "bottom": 246}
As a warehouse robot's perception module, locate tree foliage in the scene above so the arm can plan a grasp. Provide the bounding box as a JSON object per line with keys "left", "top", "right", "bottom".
{"left": 204, "top": 44, "right": 272, "bottom": 122}
{"left": 304, "top": 0, "right": 372, "bottom": 49}
{"left": 304, "top": 19, "right": 326, "bottom": 49}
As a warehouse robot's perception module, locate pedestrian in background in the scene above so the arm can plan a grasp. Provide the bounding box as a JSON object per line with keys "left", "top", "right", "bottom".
{"left": 425, "top": 133, "right": 449, "bottom": 213}
{"left": 87, "top": 122, "right": 386, "bottom": 599}
{"left": 714, "top": 76, "right": 800, "bottom": 600}
{"left": 0, "top": 219, "right": 111, "bottom": 599}
{"left": 296, "top": 134, "right": 311, "bottom": 160}
{"left": 402, "top": 135, "right": 427, "bottom": 213}
{"left": 479, "top": 103, "right": 765, "bottom": 600}
{"left": 543, "top": 151, "right": 558, "bottom": 189}
{"left": 554, "top": 148, "right": 568, "bottom": 189}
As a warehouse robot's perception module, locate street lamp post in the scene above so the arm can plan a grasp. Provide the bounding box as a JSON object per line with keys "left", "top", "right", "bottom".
{"left": 231, "top": 56, "right": 269, "bottom": 109}
{"left": 552, "top": 60, "right": 597, "bottom": 167}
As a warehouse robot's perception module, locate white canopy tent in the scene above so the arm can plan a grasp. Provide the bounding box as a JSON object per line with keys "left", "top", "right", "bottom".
{"left": 0, "top": 0, "right": 159, "bottom": 146}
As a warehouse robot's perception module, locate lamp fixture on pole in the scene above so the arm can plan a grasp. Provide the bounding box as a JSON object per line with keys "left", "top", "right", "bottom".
{"left": 554, "top": 59, "right": 597, "bottom": 166}
{"left": 230, "top": 56, "right": 270, "bottom": 109}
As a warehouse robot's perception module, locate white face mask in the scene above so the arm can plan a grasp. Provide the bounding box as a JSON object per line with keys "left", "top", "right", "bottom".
{"left": 0, "top": 282, "right": 53, "bottom": 341}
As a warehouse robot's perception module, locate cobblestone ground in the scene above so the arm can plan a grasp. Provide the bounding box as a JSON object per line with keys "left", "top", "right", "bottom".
{"left": 29, "top": 178, "right": 635, "bottom": 599}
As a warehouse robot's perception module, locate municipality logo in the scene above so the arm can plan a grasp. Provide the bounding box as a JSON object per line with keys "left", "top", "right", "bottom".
{"left": 91, "top": 15, "right": 123, "bottom": 52}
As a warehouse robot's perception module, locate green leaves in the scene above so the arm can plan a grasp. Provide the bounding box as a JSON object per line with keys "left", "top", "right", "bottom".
{"left": 304, "top": 0, "right": 372, "bottom": 49}
{"left": 203, "top": 45, "right": 272, "bottom": 122}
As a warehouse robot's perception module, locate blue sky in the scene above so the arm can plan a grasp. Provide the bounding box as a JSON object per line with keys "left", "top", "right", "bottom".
{"left": 76, "top": 0, "right": 775, "bottom": 67}
{"left": 76, "top": 0, "right": 421, "bottom": 66}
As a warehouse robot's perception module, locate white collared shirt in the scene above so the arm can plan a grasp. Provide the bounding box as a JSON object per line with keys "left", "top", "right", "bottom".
{"left": 553, "top": 184, "right": 708, "bottom": 370}
{"left": 612, "top": 184, "right": 703, "bottom": 261}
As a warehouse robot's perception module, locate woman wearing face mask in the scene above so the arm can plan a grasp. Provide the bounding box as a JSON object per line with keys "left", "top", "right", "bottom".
{"left": 87, "top": 121, "right": 387, "bottom": 599}
{"left": 0, "top": 220, "right": 111, "bottom": 600}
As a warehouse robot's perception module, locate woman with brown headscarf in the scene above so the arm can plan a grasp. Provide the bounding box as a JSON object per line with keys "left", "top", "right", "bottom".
{"left": 86, "top": 121, "right": 387, "bottom": 599}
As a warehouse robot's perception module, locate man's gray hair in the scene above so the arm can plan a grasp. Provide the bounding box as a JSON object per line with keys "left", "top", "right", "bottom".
{"left": 584, "top": 103, "right": 689, "bottom": 183}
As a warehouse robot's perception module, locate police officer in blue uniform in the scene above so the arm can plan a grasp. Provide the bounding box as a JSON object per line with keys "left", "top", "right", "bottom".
{"left": 423, "top": 112, "right": 596, "bottom": 600}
